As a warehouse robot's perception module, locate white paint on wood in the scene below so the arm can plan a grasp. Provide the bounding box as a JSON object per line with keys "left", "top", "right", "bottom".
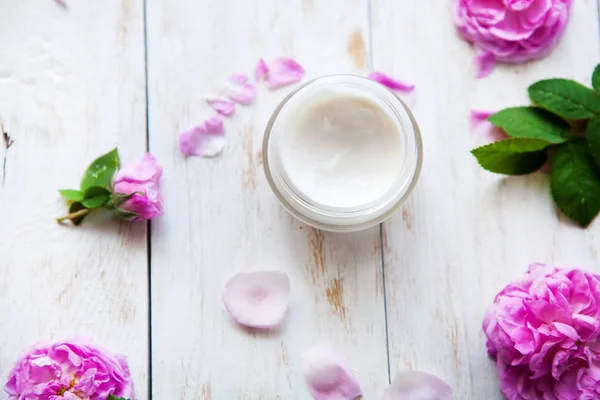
{"left": 146, "top": 0, "right": 390, "bottom": 398}
{"left": 0, "top": 1, "right": 148, "bottom": 397}
{"left": 371, "top": 0, "right": 600, "bottom": 398}
{"left": 2, "top": 1, "right": 598, "bottom": 399}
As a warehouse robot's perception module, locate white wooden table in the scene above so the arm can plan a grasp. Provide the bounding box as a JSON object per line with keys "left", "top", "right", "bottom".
{"left": 1, "top": 1, "right": 599, "bottom": 399}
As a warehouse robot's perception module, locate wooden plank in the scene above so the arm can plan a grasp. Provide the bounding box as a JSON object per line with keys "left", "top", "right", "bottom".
{"left": 0, "top": 1, "right": 148, "bottom": 397}
{"left": 146, "top": 0, "right": 390, "bottom": 398}
{"left": 370, "top": 0, "right": 600, "bottom": 398}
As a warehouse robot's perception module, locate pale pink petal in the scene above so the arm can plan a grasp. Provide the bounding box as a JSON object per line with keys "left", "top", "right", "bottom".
{"left": 222, "top": 271, "right": 290, "bottom": 328}
{"left": 367, "top": 72, "right": 415, "bottom": 93}
{"left": 475, "top": 51, "right": 495, "bottom": 79}
{"left": 303, "top": 345, "right": 362, "bottom": 400}
{"left": 226, "top": 82, "right": 256, "bottom": 104}
{"left": 229, "top": 73, "right": 249, "bottom": 85}
{"left": 554, "top": 322, "right": 579, "bottom": 340}
{"left": 54, "top": 0, "right": 67, "bottom": 8}
{"left": 179, "top": 116, "right": 225, "bottom": 158}
{"left": 266, "top": 57, "right": 305, "bottom": 90}
{"left": 470, "top": 109, "right": 494, "bottom": 136}
{"left": 206, "top": 98, "right": 236, "bottom": 116}
{"left": 255, "top": 58, "right": 269, "bottom": 81}
{"left": 204, "top": 115, "right": 224, "bottom": 134}
{"left": 470, "top": 109, "right": 508, "bottom": 142}
{"left": 382, "top": 371, "right": 453, "bottom": 400}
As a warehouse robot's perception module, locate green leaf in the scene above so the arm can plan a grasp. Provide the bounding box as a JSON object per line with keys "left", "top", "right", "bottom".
{"left": 107, "top": 396, "right": 131, "bottom": 400}
{"left": 488, "top": 107, "right": 568, "bottom": 143}
{"left": 84, "top": 186, "right": 111, "bottom": 199}
{"left": 528, "top": 78, "right": 600, "bottom": 120}
{"left": 82, "top": 195, "right": 110, "bottom": 209}
{"left": 82, "top": 187, "right": 111, "bottom": 209}
{"left": 68, "top": 202, "right": 87, "bottom": 226}
{"left": 592, "top": 64, "right": 600, "bottom": 93}
{"left": 471, "top": 138, "right": 551, "bottom": 175}
{"left": 80, "top": 148, "right": 120, "bottom": 192}
{"left": 551, "top": 140, "right": 600, "bottom": 227}
{"left": 587, "top": 118, "right": 600, "bottom": 168}
{"left": 58, "top": 189, "right": 83, "bottom": 202}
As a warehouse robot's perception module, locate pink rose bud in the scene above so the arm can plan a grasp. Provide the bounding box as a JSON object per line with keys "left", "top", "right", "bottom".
{"left": 5, "top": 338, "right": 134, "bottom": 399}
{"left": 113, "top": 152, "right": 163, "bottom": 221}
{"left": 454, "top": 0, "right": 574, "bottom": 77}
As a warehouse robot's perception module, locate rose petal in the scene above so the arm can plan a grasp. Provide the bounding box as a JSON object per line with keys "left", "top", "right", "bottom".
{"left": 523, "top": 0, "right": 553, "bottom": 26}
{"left": 179, "top": 115, "right": 225, "bottom": 158}
{"left": 470, "top": 110, "right": 494, "bottom": 136}
{"left": 467, "top": 0, "right": 507, "bottom": 25}
{"left": 204, "top": 115, "right": 224, "bottom": 134}
{"left": 382, "top": 371, "right": 453, "bottom": 400}
{"left": 553, "top": 322, "right": 579, "bottom": 340}
{"left": 489, "top": 11, "right": 536, "bottom": 41}
{"left": 265, "top": 57, "right": 305, "bottom": 90}
{"left": 475, "top": 51, "right": 495, "bottom": 79}
{"left": 255, "top": 58, "right": 269, "bottom": 81}
{"left": 225, "top": 82, "right": 256, "bottom": 104}
{"left": 505, "top": 0, "right": 535, "bottom": 11}
{"left": 229, "top": 73, "right": 249, "bottom": 85}
{"left": 302, "top": 345, "right": 362, "bottom": 400}
{"left": 222, "top": 271, "right": 290, "bottom": 328}
{"left": 470, "top": 109, "right": 508, "bottom": 142}
{"left": 206, "top": 98, "right": 236, "bottom": 116}
{"left": 367, "top": 71, "right": 415, "bottom": 93}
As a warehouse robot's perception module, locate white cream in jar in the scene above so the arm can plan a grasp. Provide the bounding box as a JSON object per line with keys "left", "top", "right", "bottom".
{"left": 263, "top": 75, "right": 422, "bottom": 232}
{"left": 279, "top": 90, "right": 403, "bottom": 209}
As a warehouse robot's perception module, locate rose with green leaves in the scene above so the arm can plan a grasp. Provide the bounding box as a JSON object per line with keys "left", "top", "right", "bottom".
{"left": 471, "top": 64, "right": 600, "bottom": 228}
{"left": 57, "top": 149, "right": 163, "bottom": 225}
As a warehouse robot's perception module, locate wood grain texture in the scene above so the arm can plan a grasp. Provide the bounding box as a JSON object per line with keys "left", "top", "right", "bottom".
{"left": 371, "top": 0, "right": 600, "bottom": 398}
{"left": 146, "top": 0, "right": 389, "bottom": 398}
{"left": 0, "top": 0, "right": 148, "bottom": 397}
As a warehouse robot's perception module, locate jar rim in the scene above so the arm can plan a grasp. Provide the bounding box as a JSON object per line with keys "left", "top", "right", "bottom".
{"left": 262, "top": 74, "right": 423, "bottom": 232}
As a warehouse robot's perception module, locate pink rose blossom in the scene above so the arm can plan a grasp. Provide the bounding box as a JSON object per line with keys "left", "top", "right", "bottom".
{"left": 454, "top": 0, "right": 574, "bottom": 77}
{"left": 113, "top": 152, "right": 163, "bottom": 221}
{"left": 483, "top": 263, "right": 600, "bottom": 399}
{"left": 5, "top": 338, "right": 134, "bottom": 399}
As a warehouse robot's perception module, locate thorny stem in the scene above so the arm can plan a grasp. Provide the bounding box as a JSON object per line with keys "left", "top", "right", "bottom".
{"left": 56, "top": 208, "right": 89, "bottom": 223}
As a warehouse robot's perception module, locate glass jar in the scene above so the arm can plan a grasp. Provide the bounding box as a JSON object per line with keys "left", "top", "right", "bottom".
{"left": 262, "top": 74, "right": 422, "bottom": 232}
